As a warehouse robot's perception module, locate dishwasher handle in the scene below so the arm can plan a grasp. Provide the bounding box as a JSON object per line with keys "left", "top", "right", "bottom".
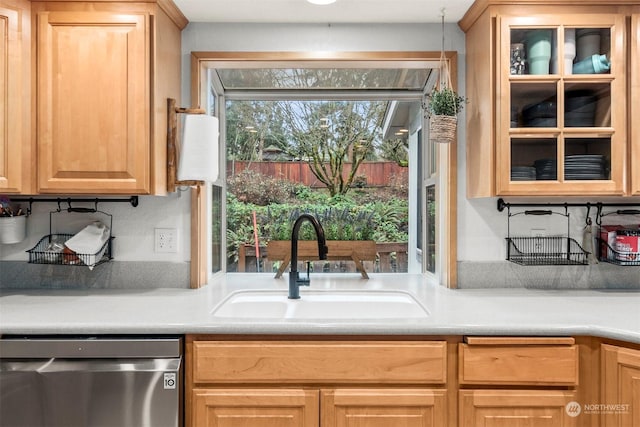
{"left": 0, "top": 338, "right": 182, "bottom": 359}
{"left": 1, "top": 357, "right": 181, "bottom": 373}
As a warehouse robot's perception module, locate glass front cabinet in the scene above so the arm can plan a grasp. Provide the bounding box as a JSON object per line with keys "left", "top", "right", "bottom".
{"left": 497, "top": 15, "right": 626, "bottom": 196}
{"left": 461, "top": 2, "right": 639, "bottom": 198}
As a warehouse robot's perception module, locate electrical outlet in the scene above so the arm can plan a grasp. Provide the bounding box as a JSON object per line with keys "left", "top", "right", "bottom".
{"left": 155, "top": 228, "right": 178, "bottom": 253}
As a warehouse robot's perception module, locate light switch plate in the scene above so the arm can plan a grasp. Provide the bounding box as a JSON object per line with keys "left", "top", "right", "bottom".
{"left": 155, "top": 228, "right": 178, "bottom": 253}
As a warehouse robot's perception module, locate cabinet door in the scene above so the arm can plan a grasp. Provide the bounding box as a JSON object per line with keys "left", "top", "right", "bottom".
{"left": 496, "top": 14, "right": 626, "bottom": 196}
{"left": 632, "top": 15, "right": 640, "bottom": 195}
{"left": 191, "top": 389, "right": 319, "bottom": 427}
{"left": 321, "top": 389, "right": 446, "bottom": 427}
{"left": 601, "top": 344, "right": 640, "bottom": 427}
{"left": 460, "top": 390, "right": 578, "bottom": 427}
{"left": 0, "top": 0, "right": 30, "bottom": 193}
{"left": 36, "top": 11, "right": 150, "bottom": 194}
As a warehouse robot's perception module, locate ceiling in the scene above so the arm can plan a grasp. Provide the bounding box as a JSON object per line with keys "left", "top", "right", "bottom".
{"left": 173, "top": 0, "right": 475, "bottom": 24}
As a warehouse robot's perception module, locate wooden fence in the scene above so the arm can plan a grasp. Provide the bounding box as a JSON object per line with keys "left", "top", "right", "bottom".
{"left": 228, "top": 161, "right": 407, "bottom": 188}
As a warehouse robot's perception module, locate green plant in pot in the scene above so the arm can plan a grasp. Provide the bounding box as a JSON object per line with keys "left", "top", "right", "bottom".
{"left": 428, "top": 87, "right": 466, "bottom": 143}
{"left": 429, "top": 87, "right": 466, "bottom": 116}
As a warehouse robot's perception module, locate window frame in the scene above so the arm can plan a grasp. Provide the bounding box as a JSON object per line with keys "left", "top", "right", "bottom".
{"left": 189, "top": 51, "right": 458, "bottom": 288}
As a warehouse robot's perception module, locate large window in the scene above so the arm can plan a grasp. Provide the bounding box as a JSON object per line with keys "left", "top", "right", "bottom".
{"left": 192, "top": 52, "right": 458, "bottom": 287}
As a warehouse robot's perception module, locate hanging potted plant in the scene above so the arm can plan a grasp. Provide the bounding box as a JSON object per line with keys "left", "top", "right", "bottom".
{"left": 428, "top": 86, "right": 466, "bottom": 144}
{"left": 428, "top": 9, "right": 467, "bottom": 144}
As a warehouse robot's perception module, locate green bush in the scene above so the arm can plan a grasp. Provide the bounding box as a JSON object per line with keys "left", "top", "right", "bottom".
{"left": 225, "top": 178, "right": 409, "bottom": 265}
{"left": 227, "top": 169, "right": 295, "bottom": 206}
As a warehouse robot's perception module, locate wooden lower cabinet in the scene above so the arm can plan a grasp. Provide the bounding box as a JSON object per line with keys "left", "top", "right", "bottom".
{"left": 321, "top": 388, "right": 447, "bottom": 427}
{"left": 187, "top": 339, "right": 449, "bottom": 427}
{"left": 190, "top": 388, "right": 447, "bottom": 427}
{"left": 601, "top": 344, "right": 640, "bottom": 427}
{"left": 459, "top": 390, "right": 578, "bottom": 427}
{"left": 192, "top": 388, "right": 319, "bottom": 427}
{"left": 459, "top": 337, "right": 579, "bottom": 386}
{"left": 191, "top": 337, "right": 640, "bottom": 427}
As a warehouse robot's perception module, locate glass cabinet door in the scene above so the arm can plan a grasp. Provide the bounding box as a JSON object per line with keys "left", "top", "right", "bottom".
{"left": 497, "top": 15, "right": 626, "bottom": 196}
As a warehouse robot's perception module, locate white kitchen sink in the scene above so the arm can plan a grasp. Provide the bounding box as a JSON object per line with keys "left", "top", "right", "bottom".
{"left": 211, "top": 289, "right": 429, "bottom": 320}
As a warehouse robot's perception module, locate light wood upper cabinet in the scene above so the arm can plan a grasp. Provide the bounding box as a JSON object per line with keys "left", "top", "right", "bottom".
{"left": 632, "top": 14, "right": 640, "bottom": 196}
{"left": 32, "top": 1, "right": 186, "bottom": 195}
{"left": 601, "top": 344, "right": 640, "bottom": 426}
{"left": 1, "top": 0, "right": 31, "bottom": 193}
{"left": 36, "top": 11, "right": 149, "bottom": 194}
{"left": 461, "top": 2, "right": 636, "bottom": 197}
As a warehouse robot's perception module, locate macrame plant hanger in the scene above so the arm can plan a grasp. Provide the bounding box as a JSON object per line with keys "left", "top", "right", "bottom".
{"left": 429, "top": 8, "right": 458, "bottom": 144}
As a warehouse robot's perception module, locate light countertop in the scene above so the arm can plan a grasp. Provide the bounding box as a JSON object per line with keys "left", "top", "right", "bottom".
{"left": 1, "top": 274, "right": 639, "bottom": 343}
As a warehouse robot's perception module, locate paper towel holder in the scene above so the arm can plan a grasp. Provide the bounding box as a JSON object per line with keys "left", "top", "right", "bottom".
{"left": 167, "top": 98, "right": 218, "bottom": 192}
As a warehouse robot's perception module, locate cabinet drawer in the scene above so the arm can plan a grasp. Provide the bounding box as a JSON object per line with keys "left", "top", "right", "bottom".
{"left": 192, "top": 341, "right": 447, "bottom": 385}
{"left": 459, "top": 337, "right": 578, "bottom": 386}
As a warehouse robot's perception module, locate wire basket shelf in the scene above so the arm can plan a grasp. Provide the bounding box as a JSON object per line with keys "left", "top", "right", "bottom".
{"left": 597, "top": 209, "right": 640, "bottom": 266}
{"left": 506, "top": 236, "right": 589, "bottom": 266}
{"left": 504, "top": 204, "right": 590, "bottom": 266}
{"left": 597, "top": 238, "right": 640, "bottom": 266}
{"left": 26, "top": 206, "right": 114, "bottom": 267}
{"left": 27, "top": 233, "right": 113, "bottom": 266}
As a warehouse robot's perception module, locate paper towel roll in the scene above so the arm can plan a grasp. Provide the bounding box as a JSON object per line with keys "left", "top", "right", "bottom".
{"left": 178, "top": 114, "right": 219, "bottom": 182}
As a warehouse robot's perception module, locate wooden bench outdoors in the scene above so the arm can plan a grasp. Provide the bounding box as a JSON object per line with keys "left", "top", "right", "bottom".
{"left": 266, "top": 240, "right": 378, "bottom": 279}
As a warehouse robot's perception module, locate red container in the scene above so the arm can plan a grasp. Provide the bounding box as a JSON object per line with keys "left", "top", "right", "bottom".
{"left": 600, "top": 225, "right": 625, "bottom": 259}
{"left": 614, "top": 230, "right": 640, "bottom": 262}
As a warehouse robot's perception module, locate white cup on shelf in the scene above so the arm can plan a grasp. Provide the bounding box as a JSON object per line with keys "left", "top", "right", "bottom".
{"left": 564, "top": 29, "right": 576, "bottom": 74}
{"left": 0, "top": 215, "right": 27, "bottom": 244}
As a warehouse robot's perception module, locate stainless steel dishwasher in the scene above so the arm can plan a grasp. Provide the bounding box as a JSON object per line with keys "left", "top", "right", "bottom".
{"left": 0, "top": 336, "right": 182, "bottom": 427}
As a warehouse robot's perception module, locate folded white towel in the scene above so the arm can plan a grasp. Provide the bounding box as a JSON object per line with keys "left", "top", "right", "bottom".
{"left": 64, "top": 221, "right": 110, "bottom": 270}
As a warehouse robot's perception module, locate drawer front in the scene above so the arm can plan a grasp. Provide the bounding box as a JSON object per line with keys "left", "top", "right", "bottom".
{"left": 192, "top": 341, "right": 447, "bottom": 385}
{"left": 459, "top": 338, "right": 579, "bottom": 386}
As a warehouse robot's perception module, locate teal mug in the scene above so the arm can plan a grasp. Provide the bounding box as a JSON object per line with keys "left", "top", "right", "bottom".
{"left": 573, "top": 54, "right": 610, "bottom": 74}
{"left": 526, "top": 30, "right": 553, "bottom": 75}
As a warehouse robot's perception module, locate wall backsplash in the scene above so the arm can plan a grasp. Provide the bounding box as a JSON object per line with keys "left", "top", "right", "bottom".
{"left": 457, "top": 261, "right": 640, "bottom": 289}
{"left": 0, "top": 195, "right": 192, "bottom": 289}
{"left": 0, "top": 261, "right": 190, "bottom": 289}
{"left": 0, "top": 194, "right": 191, "bottom": 263}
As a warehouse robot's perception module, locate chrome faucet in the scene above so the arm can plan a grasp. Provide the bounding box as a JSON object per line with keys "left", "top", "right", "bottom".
{"left": 289, "top": 213, "right": 328, "bottom": 299}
